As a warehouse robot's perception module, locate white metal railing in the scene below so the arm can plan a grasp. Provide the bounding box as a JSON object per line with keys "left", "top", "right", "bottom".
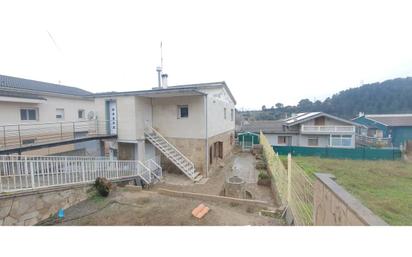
{"left": 144, "top": 156, "right": 162, "bottom": 179}
{"left": 0, "top": 119, "right": 115, "bottom": 150}
{"left": 0, "top": 154, "right": 154, "bottom": 193}
{"left": 301, "top": 125, "right": 355, "bottom": 133}
{"left": 144, "top": 126, "right": 195, "bottom": 173}
{"left": 355, "top": 135, "right": 392, "bottom": 147}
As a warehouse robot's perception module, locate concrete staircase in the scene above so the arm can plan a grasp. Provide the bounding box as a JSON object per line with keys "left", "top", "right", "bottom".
{"left": 144, "top": 126, "right": 203, "bottom": 182}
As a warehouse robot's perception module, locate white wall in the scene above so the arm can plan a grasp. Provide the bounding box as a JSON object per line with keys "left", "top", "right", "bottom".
{"left": 0, "top": 95, "right": 95, "bottom": 126}
{"left": 203, "top": 87, "right": 236, "bottom": 138}
{"left": 265, "top": 134, "right": 299, "bottom": 146}
{"left": 152, "top": 95, "right": 206, "bottom": 139}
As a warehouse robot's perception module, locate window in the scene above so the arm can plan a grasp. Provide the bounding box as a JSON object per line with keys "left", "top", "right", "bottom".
{"left": 224, "top": 108, "right": 227, "bottom": 120}
{"left": 308, "top": 137, "right": 319, "bottom": 146}
{"left": 178, "top": 105, "right": 188, "bottom": 118}
{"left": 231, "top": 109, "right": 234, "bottom": 121}
{"left": 78, "top": 109, "right": 85, "bottom": 119}
{"left": 331, "top": 135, "right": 352, "bottom": 147}
{"left": 56, "top": 108, "right": 65, "bottom": 120}
{"left": 20, "top": 108, "right": 38, "bottom": 121}
{"left": 278, "top": 136, "right": 292, "bottom": 145}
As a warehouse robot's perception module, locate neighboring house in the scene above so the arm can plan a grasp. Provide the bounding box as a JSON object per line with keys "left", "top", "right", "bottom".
{"left": 238, "top": 112, "right": 359, "bottom": 148}
{"left": 353, "top": 113, "right": 412, "bottom": 147}
{"left": 0, "top": 74, "right": 97, "bottom": 155}
{"left": 0, "top": 74, "right": 236, "bottom": 180}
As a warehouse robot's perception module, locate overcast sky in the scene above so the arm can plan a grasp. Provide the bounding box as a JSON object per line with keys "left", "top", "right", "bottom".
{"left": 1, "top": 0, "right": 412, "bottom": 109}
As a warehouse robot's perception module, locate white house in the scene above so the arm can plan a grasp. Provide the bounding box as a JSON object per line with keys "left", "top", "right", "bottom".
{"left": 239, "top": 112, "right": 360, "bottom": 148}
{"left": 0, "top": 74, "right": 236, "bottom": 181}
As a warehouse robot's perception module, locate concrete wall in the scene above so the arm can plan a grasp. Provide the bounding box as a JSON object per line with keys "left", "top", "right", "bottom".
{"left": 204, "top": 87, "right": 236, "bottom": 138}
{"left": 313, "top": 173, "right": 387, "bottom": 226}
{"left": 152, "top": 95, "right": 205, "bottom": 139}
{"left": 0, "top": 95, "right": 94, "bottom": 125}
{"left": 0, "top": 185, "right": 90, "bottom": 225}
{"left": 265, "top": 134, "right": 299, "bottom": 146}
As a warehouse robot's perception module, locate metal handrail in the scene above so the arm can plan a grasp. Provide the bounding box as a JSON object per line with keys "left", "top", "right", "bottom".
{"left": 0, "top": 155, "right": 160, "bottom": 193}
{"left": 301, "top": 125, "right": 355, "bottom": 132}
{"left": 144, "top": 126, "right": 194, "bottom": 169}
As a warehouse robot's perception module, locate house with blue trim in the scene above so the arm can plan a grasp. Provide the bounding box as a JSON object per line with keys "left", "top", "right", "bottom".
{"left": 352, "top": 113, "right": 412, "bottom": 147}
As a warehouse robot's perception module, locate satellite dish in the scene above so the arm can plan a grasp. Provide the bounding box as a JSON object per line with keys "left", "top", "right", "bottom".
{"left": 87, "top": 111, "right": 95, "bottom": 120}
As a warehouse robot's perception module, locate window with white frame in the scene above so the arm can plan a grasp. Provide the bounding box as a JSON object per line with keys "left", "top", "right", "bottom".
{"left": 224, "top": 108, "right": 227, "bottom": 120}
{"left": 20, "top": 108, "right": 38, "bottom": 121}
{"left": 78, "top": 109, "right": 85, "bottom": 119}
{"left": 56, "top": 108, "right": 65, "bottom": 120}
{"left": 177, "top": 105, "right": 189, "bottom": 118}
{"left": 231, "top": 109, "right": 234, "bottom": 121}
{"left": 331, "top": 135, "right": 352, "bottom": 147}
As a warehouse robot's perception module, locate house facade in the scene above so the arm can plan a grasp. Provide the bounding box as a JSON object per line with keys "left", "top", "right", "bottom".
{"left": 353, "top": 113, "right": 412, "bottom": 147}
{"left": 0, "top": 75, "right": 236, "bottom": 181}
{"left": 239, "top": 112, "right": 359, "bottom": 148}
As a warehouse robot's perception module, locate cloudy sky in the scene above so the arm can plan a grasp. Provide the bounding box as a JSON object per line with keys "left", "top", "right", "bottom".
{"left": 1, "top": 0, "right": 412, "bottom": 109}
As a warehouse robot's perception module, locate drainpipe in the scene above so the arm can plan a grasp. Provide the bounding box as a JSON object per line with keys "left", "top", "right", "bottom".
{"left": 204, "top": 93, "right": 209, "bottom": 177}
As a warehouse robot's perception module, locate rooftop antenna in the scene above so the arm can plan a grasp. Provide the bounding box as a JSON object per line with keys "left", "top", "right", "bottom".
{"left": 156, "top": 41, "right": 163, "bottom": 88}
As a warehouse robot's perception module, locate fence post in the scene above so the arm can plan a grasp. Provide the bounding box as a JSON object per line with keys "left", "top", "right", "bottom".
{"left": 18, "top": 124, "right": 22, "bottom": 147}
{"left": 29, "top": 158, "right": 35, "bottom": 189}
{"left": 81, "top": 161, "right": 86, "bottom": 183}
{"left": 116, "top": 161, "right": 119, "bottom": 178}
{"left": 287, "top": 153, "right": 292, "bottom": 204}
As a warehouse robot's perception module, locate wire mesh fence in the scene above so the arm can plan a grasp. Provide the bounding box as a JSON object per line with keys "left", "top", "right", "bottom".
{"left": 260, "top": 131, "right": 314, "bottom": 225}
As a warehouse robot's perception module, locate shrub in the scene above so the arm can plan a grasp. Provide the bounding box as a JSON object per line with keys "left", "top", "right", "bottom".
{"left": 258, "top": 171, "right": 270, "bottom": 180}
{"left": 94, "top": 177, "right": 113, "bottom": 197}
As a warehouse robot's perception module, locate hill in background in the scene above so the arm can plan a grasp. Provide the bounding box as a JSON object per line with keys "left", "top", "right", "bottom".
{"left": 239, "top": 77, "right": 412, "bottom": 121}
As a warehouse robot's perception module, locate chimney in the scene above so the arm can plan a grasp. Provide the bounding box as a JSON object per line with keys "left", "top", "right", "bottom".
{"left": 156, "top": 66, "right": 162, "bottom": 88}
{"left": 358, "top": 112, "right": 364, "bottom": 117}
{"left": 161, "top": 74, "right": 168, "bottom": 88}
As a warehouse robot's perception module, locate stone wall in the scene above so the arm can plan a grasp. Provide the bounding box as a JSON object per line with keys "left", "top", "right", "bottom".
{"left": 163, "top": 129, "right": 235, "bottom": 176}
{"left": 0, "top": 185, "right": 90, "bottom": 226}
{"left": 313, "top": 173, "right": 387, "bottom": 226}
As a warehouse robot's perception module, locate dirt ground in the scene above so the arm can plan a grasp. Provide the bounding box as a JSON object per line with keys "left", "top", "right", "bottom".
{"left": 41, "top": 189, "right": 284, "bottom": 226}
{"left": 40, "top": 149, "right": 283, "bottom": 226}
{"left": 157, "top": 150, "right": 277, "bottom": 206}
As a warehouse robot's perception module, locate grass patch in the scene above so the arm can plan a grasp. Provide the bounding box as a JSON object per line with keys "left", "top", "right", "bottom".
{"left": 292, "top": 156, "right": 412, "bottom": 225}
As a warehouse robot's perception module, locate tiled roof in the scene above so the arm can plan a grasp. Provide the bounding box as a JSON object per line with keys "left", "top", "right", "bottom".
{"left": 238, "top": 120, "right": 298, "bottom": 134}
{"left": 366, "top": 114, "right": 412, "bottom": 127}
{"left": 0, "top": 89, "right": 46, "bottom": 100}
{"left": 0, "top": 74, "right": 92, "bottom": 97}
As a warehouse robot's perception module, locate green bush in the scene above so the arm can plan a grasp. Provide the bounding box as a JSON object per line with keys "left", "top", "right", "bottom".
{"left": 258, "top": 171, "right": 270, "bottom": 180}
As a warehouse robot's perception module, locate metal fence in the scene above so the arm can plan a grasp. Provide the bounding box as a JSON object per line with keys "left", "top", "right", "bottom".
{"left": 0, "top": 154, "right": 155, "bottom": 193}
{"left": 0, "top": 119, "right": 113, "bottom": 150}
{"left": 273, "top": 145, "right": 402, "bottom": 160}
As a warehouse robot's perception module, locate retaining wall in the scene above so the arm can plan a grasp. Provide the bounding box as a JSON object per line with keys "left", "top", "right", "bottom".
{"left": 0, "top": 185, "right": 91, "bottom": 225}
{"left": 314, "top": 173, "right": 387, "bottom": 226}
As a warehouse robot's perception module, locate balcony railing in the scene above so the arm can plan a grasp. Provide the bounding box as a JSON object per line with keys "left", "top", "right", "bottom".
{"left": 0, "top": 119, "right": 115, "bottom": 151}
{"left": 301, "top": 125, "right": 355, "bottom": 134}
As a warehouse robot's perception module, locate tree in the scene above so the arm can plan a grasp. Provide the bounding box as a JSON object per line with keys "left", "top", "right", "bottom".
{"left": 275, "top": 103, "right": 284, "bottom": 109}
{"left": 261, "top": 105, "right": 266, "bottom": 111}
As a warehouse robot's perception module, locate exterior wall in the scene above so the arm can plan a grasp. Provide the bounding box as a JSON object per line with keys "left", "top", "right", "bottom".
{"left": 162, "top": 137, "right": 206, "bottom": 175}
{"left": 152, "top": 95, "right": 205, "bottom": 139}
{"left": 391, "top": 126, "right": 412, "bottom": 147}
{"left": 0, "top": 185, "right": 90, "bottom": 226}
{"left": 208, "top": 130, "right": 234, "bottom": 172}
{"left": 298, "top": 134, "right": 331, "bottom": 147}
{"left": 352, "top": 116, "right": 389, "bottom": 137}
{"left": 0, "top": 95, "right": 94, "bottom": 125}
{"left": 203, "top": 87, "right": 236, "bottom": 138}
{"left": 314, "top": 173, "right": 387, "bottom": 226}
{"left": 301, "top": 117, "right": 352, "bottom": 127}
{"left": 265, "top": 134, "right": 299, "bottom": 146}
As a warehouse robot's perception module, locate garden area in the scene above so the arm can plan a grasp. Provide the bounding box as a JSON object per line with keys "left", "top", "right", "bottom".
{"left": 284, "top": 156, "right": 412, "bottom": 225}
